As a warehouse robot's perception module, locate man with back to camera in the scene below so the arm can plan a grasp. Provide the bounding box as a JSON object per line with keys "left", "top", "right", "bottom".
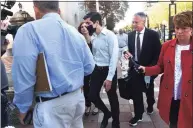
{"left": 1, "top": 20, "right": 10, "bottom": 128}
{"left": 12, "top": 1, "right": 95, "bottom": 127}
{"left": 124, "top": 12, "right": 161, "bottom": 126}
{"left": 83, "top": 12, "right": 120, "bottom": 128}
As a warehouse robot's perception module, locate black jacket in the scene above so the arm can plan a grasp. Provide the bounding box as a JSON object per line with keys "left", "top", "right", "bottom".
{"left": 128, "top": 28, "right": 161, "bottom": 67}
{"left": 127, "top": 28, "right": 161, "bottom": 93}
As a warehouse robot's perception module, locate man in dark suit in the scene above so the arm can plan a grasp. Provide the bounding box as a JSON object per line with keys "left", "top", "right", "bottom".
{"left": 125, "top": 12, "right": 161, "bottom": 126}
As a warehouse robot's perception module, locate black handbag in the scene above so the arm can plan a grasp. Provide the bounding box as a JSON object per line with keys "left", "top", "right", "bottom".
{"left": 118, "top": 77, "right": 132, "bottom": 100}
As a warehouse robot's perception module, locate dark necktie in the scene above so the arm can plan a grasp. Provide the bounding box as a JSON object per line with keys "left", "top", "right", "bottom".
{"left": 136, "top": 32, "right": 141, "bottom": 61}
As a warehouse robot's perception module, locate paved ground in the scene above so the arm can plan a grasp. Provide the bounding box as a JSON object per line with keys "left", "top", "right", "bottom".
{"left": 2, "top": 55, "right": 169, "bottom": 128}
{"left": 83, "top": 75, "right": 169, "bottom": 128}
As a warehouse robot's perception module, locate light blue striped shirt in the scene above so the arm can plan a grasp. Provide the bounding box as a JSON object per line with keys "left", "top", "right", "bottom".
{"left": 12, "top": 13, "right": 95, "bottom": 113}
{"left": 92, "top": 28, "right": 119, "bottom": 81}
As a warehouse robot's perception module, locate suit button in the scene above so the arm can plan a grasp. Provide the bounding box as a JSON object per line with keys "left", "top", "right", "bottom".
{"left": 165, "top": 85, "right": 168, "bottom": 89}
{"left": 188, "top": 80, "right": 192, "bottom": 83}
{"left": 185, "top": 93, "right": 188, "bottom": 97}
{"left": 168, "top": 60, "right": 170, "bottom": 63}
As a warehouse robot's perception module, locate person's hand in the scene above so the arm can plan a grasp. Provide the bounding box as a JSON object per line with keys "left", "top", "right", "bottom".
{"left": 103, "top": 80, "right": 112, "bottom": 92}
{"left": 138, "top": 66, "right": 145, "bottom": 73}
{"left": 124, "top": 51, "right": 133, "bottom": 59}
{"left": 1, "top": 20, "right": 9, "bottom": 30}
{"left": 18, "top": 112, "right": 27, "bottom": 125}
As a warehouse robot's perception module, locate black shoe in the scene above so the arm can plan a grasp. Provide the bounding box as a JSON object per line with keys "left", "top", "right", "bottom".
{"left": 112, "top": 120, "right": 120, "bottom": 128}
{"left": 100, "top": 113, "right": 112, "bottom": 128}
{"left": 139, "top": 117, "right": 143, "bottom": 122}
{"left": 129, "top": 117, "right": 141, "bottom": 127}
{"left": 147, "top": 106, "right": 154, "bottom": 115}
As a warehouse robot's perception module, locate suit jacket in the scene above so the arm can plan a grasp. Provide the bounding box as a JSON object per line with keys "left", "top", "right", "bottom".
{"left": 127, "top": 28, "right": 161, "bottom": 92}
{"left": 145, "top": 39, "right": 192, "bottom": 128}
{"left": 128, "top": 28, "right": 161, "bottom": 66}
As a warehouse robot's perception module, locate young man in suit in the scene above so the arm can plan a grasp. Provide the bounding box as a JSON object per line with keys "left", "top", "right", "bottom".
{"left": 125, "top": 12, "right": 161, "bottom": 126}
{"left": 84, "top": 12, "right": 120, "bottom": 128}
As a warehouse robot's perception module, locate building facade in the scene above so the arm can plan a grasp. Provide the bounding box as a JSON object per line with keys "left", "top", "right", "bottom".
{"left": 10, "top": 1, "right": 86, "bottom": 28}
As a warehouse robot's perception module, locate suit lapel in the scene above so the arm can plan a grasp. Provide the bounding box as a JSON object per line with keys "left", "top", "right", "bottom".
{"left": 131, "top": 32, "right": 136, "bottom": 55}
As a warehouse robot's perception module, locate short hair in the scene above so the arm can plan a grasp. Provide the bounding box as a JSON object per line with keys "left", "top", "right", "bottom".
{"left": 134, "top": 12, "right": 147, "bottom": 23}
{"left": 78, "top": 21, "right": 85, "bottom": 34}
{"left": 83, "top": 12, "right": 97, "bottom": 20}
{"left": 33, "top": 1, "right": 59, "bottom": 12}
{"left": 173, "top": 11, "right": 192, "bottom": 28}
{"left": 84, "top": 12, "right": 102, "bottom": 26}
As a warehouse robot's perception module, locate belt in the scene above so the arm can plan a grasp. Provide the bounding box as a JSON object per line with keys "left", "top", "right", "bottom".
{"left": 96, "top": 65, "right": 109, "bottom": 70}
{"left": 36, "top": 91, "right": 69, "bottom": 103}
{"left": 119, "top": 45, "right": 127, "bottom": 48}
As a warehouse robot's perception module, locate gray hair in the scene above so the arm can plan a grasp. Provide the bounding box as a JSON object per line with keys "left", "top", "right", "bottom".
{"left": 33, "top": 0, "right": 59, "bottom": 12}
{"left": 134, "top": 12, "right": 147, "bottom": 23}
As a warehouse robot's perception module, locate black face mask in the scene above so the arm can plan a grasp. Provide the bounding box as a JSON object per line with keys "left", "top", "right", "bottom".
{"left": 86, "top": 25, "right": 96, "bottom": 36}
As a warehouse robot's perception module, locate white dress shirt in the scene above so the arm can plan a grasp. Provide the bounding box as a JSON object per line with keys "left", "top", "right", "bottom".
{"left": 174, "top": 44, "right": 190, "bottom": 100}
{"left": 91, "top": 28, "right": 119, "bottom": 81}
{"left": 134, "top": 27, "right": 145, "bottom": 61}
{"left": 134, "top": 27, "right": 151, "bottom": 85}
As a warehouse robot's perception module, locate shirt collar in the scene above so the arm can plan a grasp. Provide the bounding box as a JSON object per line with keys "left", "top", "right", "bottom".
{"left": 101, "top": 28, "right": 107, "bottom": 35}
{"left": 42, "top": 13, "right": 60, "bottom": 19}
{"left": 136, "top": 27, "right": 145, "bottom": 34}
{"left": 93, "top": 27, "right": 107, "bottom": 36}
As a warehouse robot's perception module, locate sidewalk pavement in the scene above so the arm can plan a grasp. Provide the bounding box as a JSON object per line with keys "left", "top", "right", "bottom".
{"left": 83, "top": 75, "right": 169, "bottom": 128}
{"left": 2, "top": 56, "right": 169, "bottom": 128}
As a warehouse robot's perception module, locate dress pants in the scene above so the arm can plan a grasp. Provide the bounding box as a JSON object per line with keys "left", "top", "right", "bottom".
{"left": 89, "top": 66, "right": 120, "bottom": 125}
{"left": 169, "top": 98, "right": 180, "bottom": 128}
{"left": 145, "top": 78, "right": 156, "bottom": 108}
{"left": 132, "top": 90, "right": 144, "bottom": 119}
{"left": 33, "top": 89, "right": 85, "bottom": 128}
{"left": 84, "top": 75, "right": 91, "bottom": 107}
{"left": 129, "top": 72, "right": 155, "bottom": 118}
{"left": 129, "top": 70, "right": 145, "bottom": 118}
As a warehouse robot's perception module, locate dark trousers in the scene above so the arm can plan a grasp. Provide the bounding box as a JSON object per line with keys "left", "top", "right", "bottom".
{"left": 145, "top": 78, "right": 155, "bottom": 108}
{"left": 1, "top": 92, "right": 8, "bottom": 127}
{"left": 128, "top": 70, "right": 145, "bottom": 119}
{"left": 169, "top": 98, "right": 180, "bottom": 128}
{"left": 89, "top": 66, "right": 120, "bottom": 124}
{"left": 84, "top": 75, "right": 91, "bottom": 107}
{"left": 131, "top": 81, "right": 155, "bottom": 118}
{"left": 133, "top": 90, "right": 144, "bottom": 118}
